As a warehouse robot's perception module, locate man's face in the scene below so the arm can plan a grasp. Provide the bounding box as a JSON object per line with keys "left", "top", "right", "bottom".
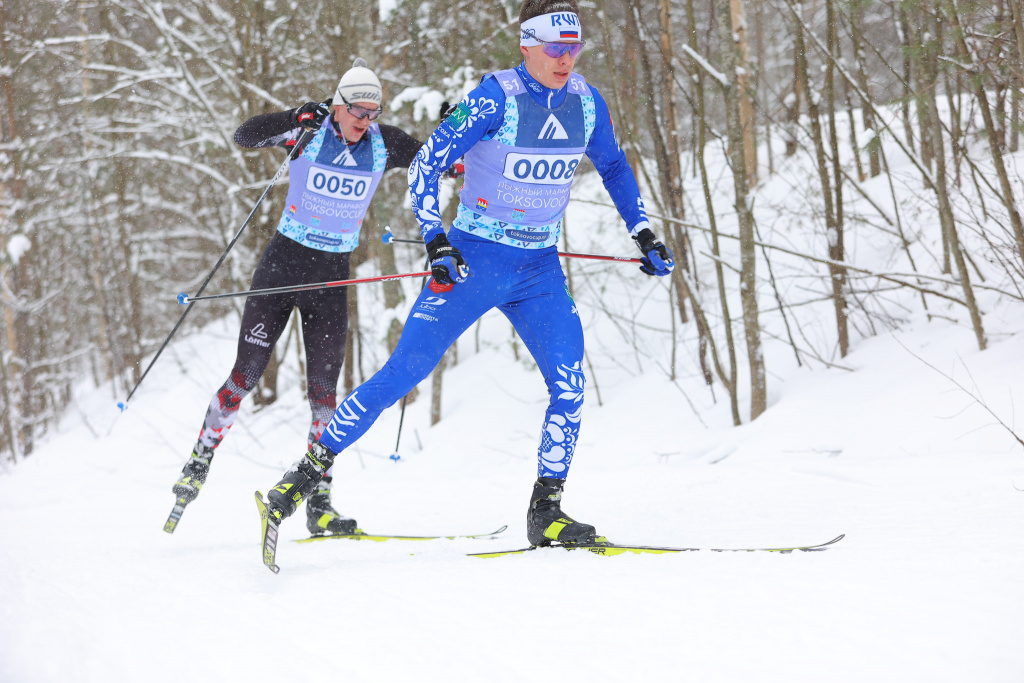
{"left": 333, "top": 102, "right": 377, "bottom": 143}
{"left": 520, "top": 44, "right": 579, "bottom": 90}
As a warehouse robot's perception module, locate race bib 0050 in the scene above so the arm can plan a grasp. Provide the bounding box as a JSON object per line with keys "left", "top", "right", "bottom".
{"left": 306, "top": 168, "right": 372, "bottom": 201}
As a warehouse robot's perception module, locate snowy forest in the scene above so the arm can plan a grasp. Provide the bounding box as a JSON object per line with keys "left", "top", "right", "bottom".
{"left": 3, "top": 0, "right": 1024, "bottom": 462}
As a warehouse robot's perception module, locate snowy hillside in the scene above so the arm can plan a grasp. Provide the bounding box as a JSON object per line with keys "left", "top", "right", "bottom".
{"left": 3, "top": 121, "right": 1024, "bottom": 682}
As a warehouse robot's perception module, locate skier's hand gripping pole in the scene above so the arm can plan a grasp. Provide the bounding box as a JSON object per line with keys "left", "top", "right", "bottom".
{"left": 425, "top": 233, "right": 470, "bottom": 285}
{"left": 633, "top": 228, "right": 674, "bottom": 276}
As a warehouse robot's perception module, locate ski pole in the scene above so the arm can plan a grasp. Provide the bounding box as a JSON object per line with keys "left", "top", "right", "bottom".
{"left": 117, "top": 127, "right": 315, "bottom": 412}
{"left": 177, "top": 270, "right": 432, "bottom": 304}
{"left": 389, "top": 258, "right": 431, "bottom": 464}
{"left": 381, "top": 227, "right": 642, "bottom": 264}
{"left": 389, "top": 395, "right": 407, "bottom": 463}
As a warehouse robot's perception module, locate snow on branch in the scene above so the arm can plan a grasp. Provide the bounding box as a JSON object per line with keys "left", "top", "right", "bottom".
{"left": 680, "top": 44, "right": 730, "bottom": 88}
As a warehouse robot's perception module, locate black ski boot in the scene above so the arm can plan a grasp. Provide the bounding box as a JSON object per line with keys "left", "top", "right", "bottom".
{"left": 266, "top": 441, "right": 337, "bottom": 525}
{"left": 526, "top": 477, "right": 597, "bottom": 546}
{"left": 305, "top": 476, "right": 358, "bottom": 536}
{"left": 172, "top": 442, "right": 215, "bottom": 503}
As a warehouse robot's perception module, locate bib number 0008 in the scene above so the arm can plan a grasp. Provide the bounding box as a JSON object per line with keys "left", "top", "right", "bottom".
{"left": 502, "top": 153, "right": 582, "bottom": 186}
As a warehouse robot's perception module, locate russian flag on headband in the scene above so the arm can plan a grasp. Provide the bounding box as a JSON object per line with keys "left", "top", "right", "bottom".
{"left": 560, "top": 29, "right": 579, "bottom": 39}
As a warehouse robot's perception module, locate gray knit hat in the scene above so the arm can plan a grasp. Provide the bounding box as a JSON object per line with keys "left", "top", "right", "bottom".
{"left": 332, "top": 58, "right": 382, "bottom": 107}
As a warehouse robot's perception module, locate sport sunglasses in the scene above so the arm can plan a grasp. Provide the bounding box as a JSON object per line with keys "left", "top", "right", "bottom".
{"left": 522, "top": 30, "right": 587, "bottom": 59}
{"left": 338, "top": 93, "right": 383, "bottom": 121}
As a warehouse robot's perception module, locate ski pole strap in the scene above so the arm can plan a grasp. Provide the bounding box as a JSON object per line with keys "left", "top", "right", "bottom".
{"left": 178, "top": 271, "right": 432, "bottom": 304}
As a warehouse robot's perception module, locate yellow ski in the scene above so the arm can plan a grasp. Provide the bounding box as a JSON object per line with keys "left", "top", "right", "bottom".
{"left": 469, "top": 534, "right": 846, "bottom": 558}
{"left": 295, "top": 525, "right": 508, "bottom": 544}
{"left": 254, "top": 491, "right": 281, "bottom": 574}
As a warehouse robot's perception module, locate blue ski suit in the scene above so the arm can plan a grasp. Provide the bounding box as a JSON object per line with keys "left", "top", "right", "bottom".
{"left": 317, "top": 63, "right": 654, "bottom": 478}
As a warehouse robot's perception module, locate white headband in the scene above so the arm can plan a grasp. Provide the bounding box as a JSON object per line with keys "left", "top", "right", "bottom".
{"left": 520, "top": 12, "right": 583, "bottom": 45}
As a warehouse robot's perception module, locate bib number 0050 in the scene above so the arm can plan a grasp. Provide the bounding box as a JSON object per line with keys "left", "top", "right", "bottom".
{"left": 502, "top": 153, "right": 582, "bottom": 186}
{"left": 306, "top": 168, "right": 371, "bottom": 201}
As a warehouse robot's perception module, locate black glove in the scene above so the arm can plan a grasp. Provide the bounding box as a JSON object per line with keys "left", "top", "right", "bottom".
{"left": 439, "top": 100, "right": 458, "bottom": 121}
{"left": 425, "top": 233, "right": 470, "bottom": 285}
{"left": 291, "top": 100, "right": 331, "bottom": 130}
{"left": 633, "top": 228, "right": 675, "bottom": 277}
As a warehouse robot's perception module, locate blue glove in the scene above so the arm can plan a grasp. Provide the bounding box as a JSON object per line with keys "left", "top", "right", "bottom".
{"left": 633, "top": 228, "right": 674, "bottom": 277}
{"left": 425, "top": 233, "right": 470, "bottom": 285}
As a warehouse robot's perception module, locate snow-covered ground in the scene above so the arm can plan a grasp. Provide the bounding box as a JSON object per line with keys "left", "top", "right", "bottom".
{"left": 2, "top": 300, "right": 1022, "bottom": 682}
{"left": 3, "top": 112, "right": 1024, "bottom": 681}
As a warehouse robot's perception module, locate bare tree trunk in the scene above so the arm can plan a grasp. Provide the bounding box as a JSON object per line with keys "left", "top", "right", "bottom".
{"left": 897, "top": 4, "right": 916, "bottom": 154}
{"left": 1009, "top": 0, "right": 1024, "bottom": 152}
{"left": 909, "top": 2, "right": 934, "bottom": 171}
{"left": 720, "top": 0, "right": 766, "bottom": 419}
{"left": 846, "top": 91, "right": 866, "bottom": 182}
{"left": 850, "top": 0, "right": 881, "bottom": 177}
{"left": 686, "top": 0, "right": 740, "bottom": 425}
{"left": 793, "top": 0, "right": 849, "bottom": 357}
{"left": 624, "top": 3, "right": 682, "bottom": 223}
{"left": 731, "top": 0, "right": 758, "bottom": 185}
{"left": 0, "top": 0, "right": 30, "bottom": 455}
{"left": 754, "top": 0, "right": 774, "bottom": 175}
{"left": 344, "top": 286, "right": 359, "bottom": 397}
{"left": 927, "top": 1, "right": 987, "bottom": 350}
{"left": 430, "top": 348, "right": 451, "bottom": 426}
{"left": 785, "top": 35, "right": 802, "bottom": 157}
{"left": 825, "top": 0, "right": 850, "bottom": 357}
{"left": 655, "top": 0, "right": 693, "bottom": 326}
{"left": 0, "top": 335, "right": 14, "bottom": 461}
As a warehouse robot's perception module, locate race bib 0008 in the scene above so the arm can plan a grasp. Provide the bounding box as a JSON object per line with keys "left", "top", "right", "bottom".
{"left": 502, "top": 152, "right": 583, "bottom": 186}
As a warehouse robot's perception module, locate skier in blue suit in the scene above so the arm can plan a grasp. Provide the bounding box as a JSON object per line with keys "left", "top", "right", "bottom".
{"left": 260, "top": 0, "right": 675, "bottom": 547}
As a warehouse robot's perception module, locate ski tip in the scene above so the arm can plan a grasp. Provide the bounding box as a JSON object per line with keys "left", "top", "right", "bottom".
{"left": 177, "top": 292, "right": 190, "bottom": 305}
{"left": 381, "top": 227, "right": 393, "bottom": 244}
